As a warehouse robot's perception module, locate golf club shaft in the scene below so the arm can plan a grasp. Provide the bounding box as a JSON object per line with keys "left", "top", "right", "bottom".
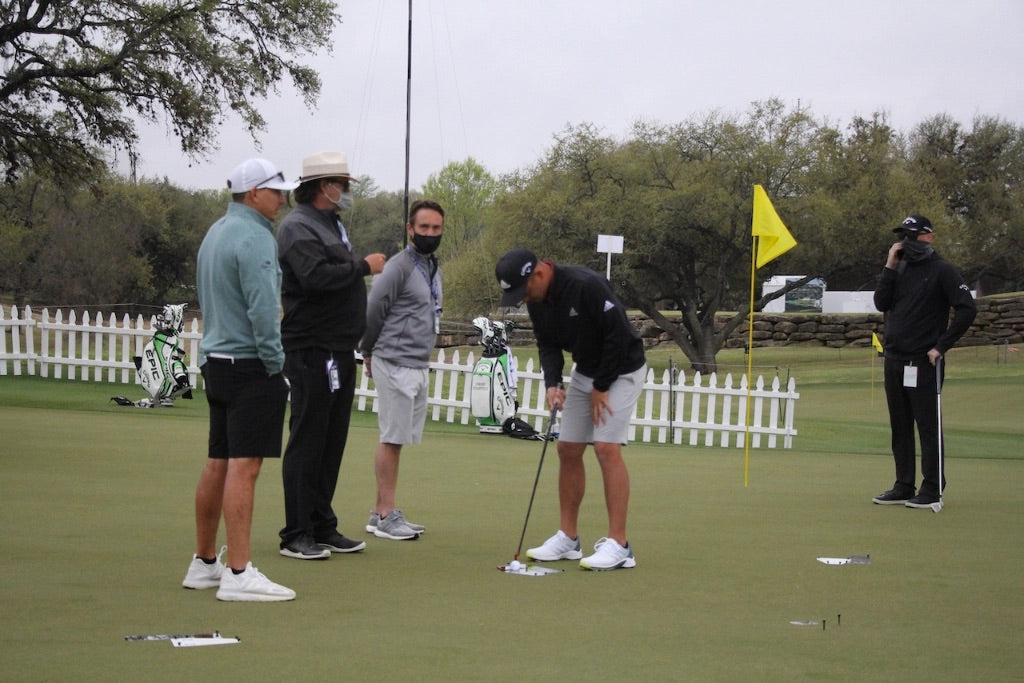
{"left": 514, "top": 404, "right": 559, "bottom": 561}
{"left": 936, "top": 356, "right": 943, "bottom": 502}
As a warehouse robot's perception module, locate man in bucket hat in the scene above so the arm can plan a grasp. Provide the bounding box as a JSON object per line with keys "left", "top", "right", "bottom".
{"left": 276, "top": 151, "right": 387, "bottom": 560}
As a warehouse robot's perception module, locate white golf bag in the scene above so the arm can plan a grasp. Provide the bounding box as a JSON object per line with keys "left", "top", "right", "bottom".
{"left": 469, "top": 317, "right": 540, "bottom": 439}
{"left": 112, "top": 304, "right": 193, "bottom": 408}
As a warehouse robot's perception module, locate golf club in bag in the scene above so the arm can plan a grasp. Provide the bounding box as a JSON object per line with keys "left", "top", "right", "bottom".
{"left": 498, "top": 402, "right": 563, "bottom": 576}
{"left": 932, "top": 356, "right": 944, "bottom": 513}
{"left": 112, "top": 304, "right": 193, "bottom": 408}
{"left": 469, "top": 316, "right": 542, "bottom": 439}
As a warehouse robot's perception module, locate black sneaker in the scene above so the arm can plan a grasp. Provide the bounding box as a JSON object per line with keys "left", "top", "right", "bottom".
{"left": 905, "top": 493, "right": 940, "bottom": 509}
{"left": 872, "top": 488, "right": 914, "bottom": 505}
{"left": 316, "top": 531, "right": 366, "bottom": 554}
{"left": 280, "top": 535, "right": 331, "bottom": 560}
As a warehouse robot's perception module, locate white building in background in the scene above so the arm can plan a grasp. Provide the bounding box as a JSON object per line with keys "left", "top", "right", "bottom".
{"left": 762, "top": 276, "right": 877, "bottom": 314}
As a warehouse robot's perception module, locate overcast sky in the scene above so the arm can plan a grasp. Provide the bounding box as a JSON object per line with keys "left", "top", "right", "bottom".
{"left": 127, "top": 0, "right": 1024, "bottom": 193}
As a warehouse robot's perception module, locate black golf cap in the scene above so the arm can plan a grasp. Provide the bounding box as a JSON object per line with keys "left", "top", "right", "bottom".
{"left": 495, "top": 248, "right": 538, "bottom": 307}
{"left": 893, "top": 214, "right": 934, "bottom": 234}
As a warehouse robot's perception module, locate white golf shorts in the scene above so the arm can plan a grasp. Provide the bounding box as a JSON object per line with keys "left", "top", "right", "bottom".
{"left": 558, "top": 365, "right": 646, "bottom": 445}
{"left": 372, "top": 356, "right": 429, "bottom": 445}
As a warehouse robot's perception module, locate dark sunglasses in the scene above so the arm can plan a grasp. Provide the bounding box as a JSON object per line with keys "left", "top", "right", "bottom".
{"left": 255, "top": 171, "right": 285, "bottom": 189}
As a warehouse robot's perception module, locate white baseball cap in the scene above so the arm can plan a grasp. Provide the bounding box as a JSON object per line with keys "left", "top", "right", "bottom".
{"left": 227, "top": 158, "right": 299, "bottom": 193}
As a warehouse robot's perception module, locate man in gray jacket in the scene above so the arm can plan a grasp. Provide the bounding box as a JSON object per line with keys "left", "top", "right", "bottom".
{"left": 361, "top": 200, "right": 445, "bottom": 540}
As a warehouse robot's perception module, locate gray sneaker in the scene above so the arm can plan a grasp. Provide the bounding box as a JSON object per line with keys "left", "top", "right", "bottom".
{"left": 373, "top": 509, "right": 420, "bottom": 541}
{"left": 367, "top": 510, "right": 425, "bottom": 535}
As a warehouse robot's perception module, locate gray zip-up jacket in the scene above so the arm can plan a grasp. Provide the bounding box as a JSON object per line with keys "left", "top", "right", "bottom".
{"left": 360, "top": 246, "right": 441, "bottom": 368}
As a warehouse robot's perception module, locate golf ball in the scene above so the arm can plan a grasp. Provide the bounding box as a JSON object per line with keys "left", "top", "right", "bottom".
{"left": 508, "top": 561, "right": 522, "bottom": 571}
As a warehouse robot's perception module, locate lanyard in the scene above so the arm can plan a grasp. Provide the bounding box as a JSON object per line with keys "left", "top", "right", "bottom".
{"left": 407, "top": 247, "right": 439, "bottom": 305}
{"left": 335, "top": 216, "right": 352, "bottom": 252}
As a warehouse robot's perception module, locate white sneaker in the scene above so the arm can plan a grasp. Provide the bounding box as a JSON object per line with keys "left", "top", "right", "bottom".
{"left": 182, "top": 545, "right": 226, "bottom": 589}
{"left": 526, "top": 530, "right": 583, "bottom": 561}
{"left": 216, "top": 562, "right": 296, "bottom": 602}
{"left": 580, "top": 537, "right": 636, "bottom": 570}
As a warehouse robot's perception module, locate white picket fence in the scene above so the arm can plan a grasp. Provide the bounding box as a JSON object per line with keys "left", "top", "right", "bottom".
{"left": 1, "top": 306, "right": 799, "bottom": 447}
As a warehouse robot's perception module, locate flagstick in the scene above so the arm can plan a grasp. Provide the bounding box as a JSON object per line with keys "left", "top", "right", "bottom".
{"left": 747, "top": 184, "right": 797, "bottom": 488}
{"left": 871, "top": 351, "right": 875, "bottom": 406}
{"left": 744, "top": 234, "right": 757, "bottom": 488}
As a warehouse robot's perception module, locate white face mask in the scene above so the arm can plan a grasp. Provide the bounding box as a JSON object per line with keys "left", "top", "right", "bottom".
{"left": 324, "top": 183, "right": 354, "bottom": 211}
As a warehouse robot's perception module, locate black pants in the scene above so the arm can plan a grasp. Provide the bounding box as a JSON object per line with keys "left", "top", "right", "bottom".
{"left": 883, "top": 357, "right": 945, "bottom": 497}
{"left": 279, "top": 348, "right": 357, "bottom": 546}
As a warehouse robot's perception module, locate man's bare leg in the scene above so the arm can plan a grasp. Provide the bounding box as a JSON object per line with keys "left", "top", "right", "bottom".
{"left": 557, "top": 441, "right": 587, "bottom": 540}
{"left": 374, "top": 442, "right": 402, "bottom": 515}
{"left": 222, "top": 457, "right": 263, "bottom": 570}
{"left": 194, "top": 458, "right": 227, "bottom": 559}
{"left": 593, "top": 441, "right": 630, "bottom": 546}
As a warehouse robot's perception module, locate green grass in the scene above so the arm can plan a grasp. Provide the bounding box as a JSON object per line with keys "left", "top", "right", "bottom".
{"left": 1, "top": 345, "right": 1023, "bottom": 682}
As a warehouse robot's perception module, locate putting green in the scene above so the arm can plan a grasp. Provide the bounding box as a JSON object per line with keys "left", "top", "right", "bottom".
{"left": 1, "top": 365, "right": 1022, "bottom": 681}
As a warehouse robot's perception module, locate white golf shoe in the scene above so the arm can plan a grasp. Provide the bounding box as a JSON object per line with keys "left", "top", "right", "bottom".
{"left": 526, "top": 530, "right": 583, "bottom": 561}
{"left": 216, "top": 562, "right": 295, "bottom": 602}
{"left": 579, "top": 537, "right": 636, "bottom": 571}
{"left": 182, "top": 545, "right": 226, "bottom": 589}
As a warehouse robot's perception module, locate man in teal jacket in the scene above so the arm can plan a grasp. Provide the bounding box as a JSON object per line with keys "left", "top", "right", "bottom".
{"left": 182, "top": 158, "right": 298, "bottom": 601}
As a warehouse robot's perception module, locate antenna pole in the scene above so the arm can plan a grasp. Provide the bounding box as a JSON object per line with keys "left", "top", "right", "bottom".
{"left": 403, "top": 0, "right": 413, "bottom": 245}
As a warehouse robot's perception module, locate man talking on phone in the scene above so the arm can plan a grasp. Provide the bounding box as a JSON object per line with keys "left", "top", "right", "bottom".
{"left": 872, "top": 215, "right": 976, "bottom": 509}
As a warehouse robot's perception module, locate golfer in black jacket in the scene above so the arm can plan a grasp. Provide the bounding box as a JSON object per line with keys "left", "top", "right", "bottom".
{"left": 496, "top": 249, "right": 646, "bottom": 570}
{"left": 872, "top": 215, "right": 976, "bottom": 508}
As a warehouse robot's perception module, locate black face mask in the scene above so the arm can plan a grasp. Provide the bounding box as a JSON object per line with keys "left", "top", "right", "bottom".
{"left": 901, "top": 238, "right": 933, "bottom": 262}
{"left": 411, "top": 233, "right": 442, "bottom": 255}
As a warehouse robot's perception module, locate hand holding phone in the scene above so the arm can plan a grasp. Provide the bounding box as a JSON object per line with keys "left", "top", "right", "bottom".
{"left": 886, "top": 242, "right": 903, "bottom": 268}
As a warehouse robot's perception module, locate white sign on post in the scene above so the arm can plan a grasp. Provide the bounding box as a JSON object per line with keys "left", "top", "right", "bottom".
{"left": 596, "top": 234, "right": 624, "bottom": 280}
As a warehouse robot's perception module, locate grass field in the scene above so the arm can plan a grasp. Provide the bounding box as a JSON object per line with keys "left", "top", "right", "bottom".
{"left": 1, "top": 345, "right": 1022, "bottom": 681}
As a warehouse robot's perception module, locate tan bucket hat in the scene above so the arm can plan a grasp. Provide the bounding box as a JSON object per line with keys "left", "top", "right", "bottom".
{"left": 299, "top": 151, "right": 357, "bottom": 183}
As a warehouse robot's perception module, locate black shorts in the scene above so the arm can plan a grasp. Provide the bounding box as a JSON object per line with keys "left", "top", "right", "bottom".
{"left": 202, "top": 359, "right": 289, "bottom": 459}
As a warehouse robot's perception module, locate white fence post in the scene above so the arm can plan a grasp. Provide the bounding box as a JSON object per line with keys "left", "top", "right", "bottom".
{"left": 720, "top": 374, "right": 735, "bottom": 448}
{"left": 41, "top": 308, "right": 51, "bottom": 378}
{"left": 119, "top": 314, "right": 132, "bottom": 384}
{"left": 459, "top": 351, "right": 476, "bottom": 427}
{"left": 355, "top": 356, "right": 373, "bottom": 411}
{"left": 186, "top": 317, "right": 202, "bottom": 390}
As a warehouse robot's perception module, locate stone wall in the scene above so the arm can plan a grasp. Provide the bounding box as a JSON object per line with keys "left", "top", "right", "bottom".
{"left": 438, "top": 293, "right": 1024, "bottom": 350}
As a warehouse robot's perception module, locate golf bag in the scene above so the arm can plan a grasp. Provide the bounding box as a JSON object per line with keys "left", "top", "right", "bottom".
{"left": 112, "top": 304, "right": 193, "bottom": 408}
{"left": 469, "top": 317, "right": 541, "bottom": 439}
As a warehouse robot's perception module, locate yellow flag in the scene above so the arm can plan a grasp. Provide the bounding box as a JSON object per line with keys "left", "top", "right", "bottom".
{"left": 872, "top": 332, "right": 883, "bottom": 353}
{"left": 752, "top": 184, "right": 797, "bottom": 268}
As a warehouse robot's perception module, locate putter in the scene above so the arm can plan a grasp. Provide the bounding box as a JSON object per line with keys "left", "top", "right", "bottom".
{"left": 500, "top": 403, "right": 559, "bottom": 574}
{"left": 932, "top": 357, "right": 944, "bottom": 513}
